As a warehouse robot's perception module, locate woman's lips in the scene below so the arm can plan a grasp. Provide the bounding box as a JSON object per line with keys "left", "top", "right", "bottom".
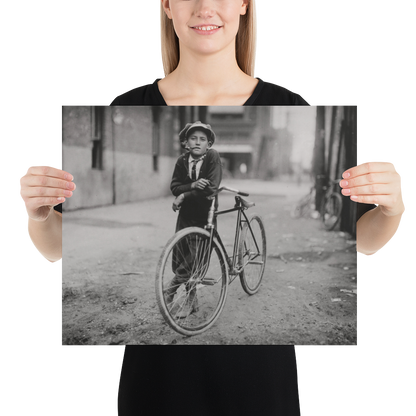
{"left": 190, "top": 25, "right": 222, "bottom": 35}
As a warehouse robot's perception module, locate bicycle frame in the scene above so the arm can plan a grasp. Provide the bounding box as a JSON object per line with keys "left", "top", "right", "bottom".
{"left": 205, "top": 192, "right": 261, "bottom": 282}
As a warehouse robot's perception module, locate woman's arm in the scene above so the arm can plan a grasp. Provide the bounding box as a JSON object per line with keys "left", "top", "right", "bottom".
{"left": 28, "top": 210, "right": 63, "bottom": 262}
{"left": 340, "top": 162, "right": 404, "bottom": 255}
{"left": 356, "top": 206, "right": 403, "bottom": 255}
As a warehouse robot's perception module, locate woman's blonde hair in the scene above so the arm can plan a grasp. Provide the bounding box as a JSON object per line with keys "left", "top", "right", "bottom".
{"left": 160, "top": 0, "right": 256, "bottom": 76}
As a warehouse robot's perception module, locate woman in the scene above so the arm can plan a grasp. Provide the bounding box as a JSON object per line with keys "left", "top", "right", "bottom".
{"left": 111, "top": 0, "right": 308, "bottom": 107}
{"left": 18, "top": 6, "right": 407, "bottom": 264}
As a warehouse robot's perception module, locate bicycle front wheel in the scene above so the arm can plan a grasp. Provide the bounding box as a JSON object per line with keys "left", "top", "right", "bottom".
{"left": 155, "top": 227, "right": 229, "bottom": 336}
{"left": 239, "top": 214, "right": 267, "bottom": 295}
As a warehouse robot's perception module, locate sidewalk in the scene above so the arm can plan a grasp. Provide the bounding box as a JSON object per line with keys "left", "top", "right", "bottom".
{"left": 63, "top": 194, "right": 175, "bottom": 266}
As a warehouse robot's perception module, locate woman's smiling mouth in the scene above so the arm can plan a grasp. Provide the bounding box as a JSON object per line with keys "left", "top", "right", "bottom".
{"left": 190, "top": 25, "right": 222, "bottom": 34}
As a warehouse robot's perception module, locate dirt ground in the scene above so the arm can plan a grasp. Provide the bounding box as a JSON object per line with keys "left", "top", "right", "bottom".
{"left": 62, "top": 180, "right": 357, "bottom": 345}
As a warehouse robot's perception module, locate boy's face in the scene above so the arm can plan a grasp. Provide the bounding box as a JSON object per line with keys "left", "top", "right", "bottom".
{"left": 186, "top": 130, "right": 211, "bottom": 157}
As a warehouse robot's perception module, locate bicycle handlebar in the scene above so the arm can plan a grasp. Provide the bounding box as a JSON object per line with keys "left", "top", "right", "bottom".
{"left": 212, "top": 186, "right": 250, "bottom": 197}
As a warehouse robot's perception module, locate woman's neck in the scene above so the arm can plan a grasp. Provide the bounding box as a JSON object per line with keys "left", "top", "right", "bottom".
{"left": 158, "top": 47, "right": 258, "bottom": 106}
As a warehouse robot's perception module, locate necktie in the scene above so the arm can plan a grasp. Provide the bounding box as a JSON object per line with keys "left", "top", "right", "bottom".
{"left": 191, "top": 159, "right": 200, "bottom": 181}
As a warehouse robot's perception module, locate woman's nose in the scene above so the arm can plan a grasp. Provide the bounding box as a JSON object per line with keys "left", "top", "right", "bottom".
{"left": 194, "top": 0, "right": 215, "bottom": 19}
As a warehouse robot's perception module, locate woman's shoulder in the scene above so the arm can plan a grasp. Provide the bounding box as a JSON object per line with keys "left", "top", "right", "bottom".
{"left": 247, "top": 79, "right": 309, "bottom": 106}
{"left": 110, "top": 79, "right": 166, "bottom": 106}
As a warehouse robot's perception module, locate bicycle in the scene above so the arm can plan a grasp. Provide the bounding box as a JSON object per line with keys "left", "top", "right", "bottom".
{"left": 291, "top": 176, "right": 343, "bottom": 230}
{"left": 291, "top": 184, "right": 317, "bottom": 219}
{"left": 155, "top": 186, "right": 266, "bottom": 336}
{"left": 320, "top": 178, "right": 343, "bottom": 231}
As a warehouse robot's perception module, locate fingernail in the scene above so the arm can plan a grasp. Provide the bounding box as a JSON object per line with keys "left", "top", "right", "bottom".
{"left": 351, "top": 195, "right": 358, "bottom": 201}
{"left": 342, "top": 189, "right": 351, "bottom": 195}
{"left": 343, "top": 172, "right": 350, "bottom": 179}
{"left": 57, "top": 197, "right": 65, "bottom": 202}
{"left": 340, "top": 180, "right": 348, "bottom": 187}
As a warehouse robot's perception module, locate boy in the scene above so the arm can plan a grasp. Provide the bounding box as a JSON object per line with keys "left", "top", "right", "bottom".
{"left": 167, "top": 121, "right": 222, "bottom": 318}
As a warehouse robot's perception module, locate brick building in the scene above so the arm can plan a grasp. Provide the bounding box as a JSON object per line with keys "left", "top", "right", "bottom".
{"left": 62, "top": 106, "right": 179, "bottom": 211}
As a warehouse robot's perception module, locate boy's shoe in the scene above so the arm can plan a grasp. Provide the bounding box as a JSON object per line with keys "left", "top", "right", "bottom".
{"left": 176, "top": 291, "right": 199, "bottom": 319}
{"left": 165, "top": 279, "right": 179, "bottom": 308}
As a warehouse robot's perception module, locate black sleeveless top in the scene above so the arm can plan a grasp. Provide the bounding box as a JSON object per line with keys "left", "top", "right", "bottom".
{"left": 357, "top": 201, "right": 376, "bottom": 220}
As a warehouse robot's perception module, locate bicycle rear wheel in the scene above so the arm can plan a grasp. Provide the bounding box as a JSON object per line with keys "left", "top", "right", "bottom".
{"left": 239, "top": 214, "right": 266, "bottom": 295}
{"left": 321, "top": 192, "right": 343, "bottom": 230}
{"left": 155, "top": 227, "right": 229, "bottom": 336}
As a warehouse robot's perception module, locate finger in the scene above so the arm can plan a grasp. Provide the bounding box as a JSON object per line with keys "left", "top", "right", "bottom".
{"left": 25, "top": 175, "right": 76, "bottom": 191}
{"left": 339, "top": 172, "right": 393, "bottom": 189}
{"left": 341, "top": 183, "right": 394, "bottom": 197}
{"left": 25, "top": 196, "right": 67, "bottom": 211}
{"left": 366, "top": 159, "right": 396, "bottom": 164}
{"left": 21, "top": 187, "right": 74, "bottom": 199}
{"left": 27, "top": 166, "right": 74, "bottom": 181}
{"left": 343, "top": 162, "right": 395, "bottom": 180}
{"left": 349, "top": 194, "right": 393, "bottom": 206}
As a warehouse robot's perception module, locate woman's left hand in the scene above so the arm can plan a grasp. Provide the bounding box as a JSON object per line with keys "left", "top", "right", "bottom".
{"left": 340, "top": 162, "right": 404, "bottom": 217}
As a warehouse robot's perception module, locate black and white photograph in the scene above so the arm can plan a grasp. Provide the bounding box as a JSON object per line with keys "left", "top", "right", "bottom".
{"left": 62, "top": 105, "right": 357, "bottom": 345}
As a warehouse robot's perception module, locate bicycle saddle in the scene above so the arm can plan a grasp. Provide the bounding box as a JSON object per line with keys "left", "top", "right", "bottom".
{"left": 236, "top": 196, "right": 255, "bottom": 209}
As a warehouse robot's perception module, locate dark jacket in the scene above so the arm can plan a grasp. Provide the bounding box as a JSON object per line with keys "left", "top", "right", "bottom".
{"left": 170, "top": 148, "right": 222, "bottom": 222}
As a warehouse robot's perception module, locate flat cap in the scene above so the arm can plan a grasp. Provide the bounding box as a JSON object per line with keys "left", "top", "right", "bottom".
{"left": 179, "top": 121, "right": 216, "bottom": 145}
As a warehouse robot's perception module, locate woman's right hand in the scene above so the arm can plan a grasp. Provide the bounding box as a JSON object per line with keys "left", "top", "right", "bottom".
{"left": 20, "top": 166, "right": 76, "bottom": 221}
